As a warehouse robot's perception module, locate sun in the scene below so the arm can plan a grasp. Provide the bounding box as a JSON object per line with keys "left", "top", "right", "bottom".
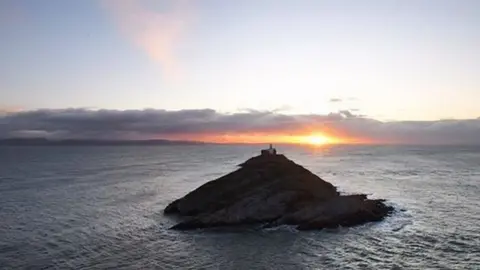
{"left": 301, "top": 134, "right": 331, "bottom": 145}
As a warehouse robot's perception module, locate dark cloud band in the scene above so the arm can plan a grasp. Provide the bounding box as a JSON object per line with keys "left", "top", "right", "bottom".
{"left": 1, "top": 109, "right": 479, "bottom": 144}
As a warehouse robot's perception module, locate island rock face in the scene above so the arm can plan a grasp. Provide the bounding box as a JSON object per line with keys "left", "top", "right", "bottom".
{"left": 164, "top": 153, "right": 393, "bottom": 230}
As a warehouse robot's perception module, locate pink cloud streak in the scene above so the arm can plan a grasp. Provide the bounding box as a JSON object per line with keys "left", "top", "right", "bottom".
{"left": 103, "top": 0, "right": 193, "bottom": 81}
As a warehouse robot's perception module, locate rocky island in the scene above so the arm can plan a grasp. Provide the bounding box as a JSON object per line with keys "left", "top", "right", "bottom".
{"left": 164, "top": 145, "right": 394, "bottom": 230}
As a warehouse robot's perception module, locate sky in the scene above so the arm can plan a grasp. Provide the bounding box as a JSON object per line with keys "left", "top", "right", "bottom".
{"left": 1, "top": 0, "right": 479, "bottom": 144}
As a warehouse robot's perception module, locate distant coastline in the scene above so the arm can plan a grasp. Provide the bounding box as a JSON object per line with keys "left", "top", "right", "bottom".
{"left": 2, "top": 138, "right": 480, "bottom": 147}
{"left": 0, "top": 138, "right": 206, "bottom": 146}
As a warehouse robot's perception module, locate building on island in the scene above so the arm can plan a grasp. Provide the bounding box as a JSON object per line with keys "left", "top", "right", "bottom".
{"left": 261, "top": 144, "right": 277, "bottom": 155}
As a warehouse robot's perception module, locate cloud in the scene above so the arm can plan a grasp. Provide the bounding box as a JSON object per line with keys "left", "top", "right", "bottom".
{"left": 330, "top": 97, "right": 359, "bottom": 103}
{"left": 1, "top": 108, "right": 480, "bottom": 144}
{"left": 329, "top": 98, "right": 342, "bottom": 103}
{"left": 103, "top": 0, "right": 193, "bottom": 80}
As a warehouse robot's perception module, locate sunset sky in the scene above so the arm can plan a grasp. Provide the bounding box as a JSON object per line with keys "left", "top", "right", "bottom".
{"left": 1, "top": 0, "right": 479, "bottom": 144}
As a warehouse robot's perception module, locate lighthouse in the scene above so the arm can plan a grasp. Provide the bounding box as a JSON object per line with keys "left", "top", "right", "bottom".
{"left": 261, "top": 144, "right": 277, "bottom": 156}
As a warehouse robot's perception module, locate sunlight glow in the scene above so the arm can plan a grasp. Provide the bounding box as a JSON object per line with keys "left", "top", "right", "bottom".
{"left": 300, "top": 134, "right": 331, "bottom": 145}
{"left": 176, "top": 132, "right": 345, "bottom": 145}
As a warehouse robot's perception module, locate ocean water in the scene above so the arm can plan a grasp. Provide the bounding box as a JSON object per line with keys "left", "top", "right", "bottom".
{"left": 0, "top": 145, "right": 479, "bottom": 269}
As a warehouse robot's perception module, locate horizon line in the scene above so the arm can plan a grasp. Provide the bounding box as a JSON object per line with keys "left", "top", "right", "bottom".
{"left": 2, "top": 137, "right": 480, "bottom": 147}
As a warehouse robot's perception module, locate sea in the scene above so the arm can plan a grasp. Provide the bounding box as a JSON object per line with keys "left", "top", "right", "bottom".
{"left": 0, "top": 145, "right": 479, "bottom": 269}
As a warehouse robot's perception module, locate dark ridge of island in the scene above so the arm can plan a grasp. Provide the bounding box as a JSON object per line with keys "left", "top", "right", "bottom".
{"left": 164, "top": 146, "right": 394, "bottom": 230}
{"left": 0, "top": 138, "right": 205, "bottom": 146}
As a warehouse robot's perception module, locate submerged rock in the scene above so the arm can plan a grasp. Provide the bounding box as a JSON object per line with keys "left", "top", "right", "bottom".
{"left": 164, "top": 152, "right": 393, "bottom": 230}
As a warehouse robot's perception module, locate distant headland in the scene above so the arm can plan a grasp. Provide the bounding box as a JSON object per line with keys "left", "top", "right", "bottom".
{"left": 0, "top": 138, "right": 205, "bottom": 146}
